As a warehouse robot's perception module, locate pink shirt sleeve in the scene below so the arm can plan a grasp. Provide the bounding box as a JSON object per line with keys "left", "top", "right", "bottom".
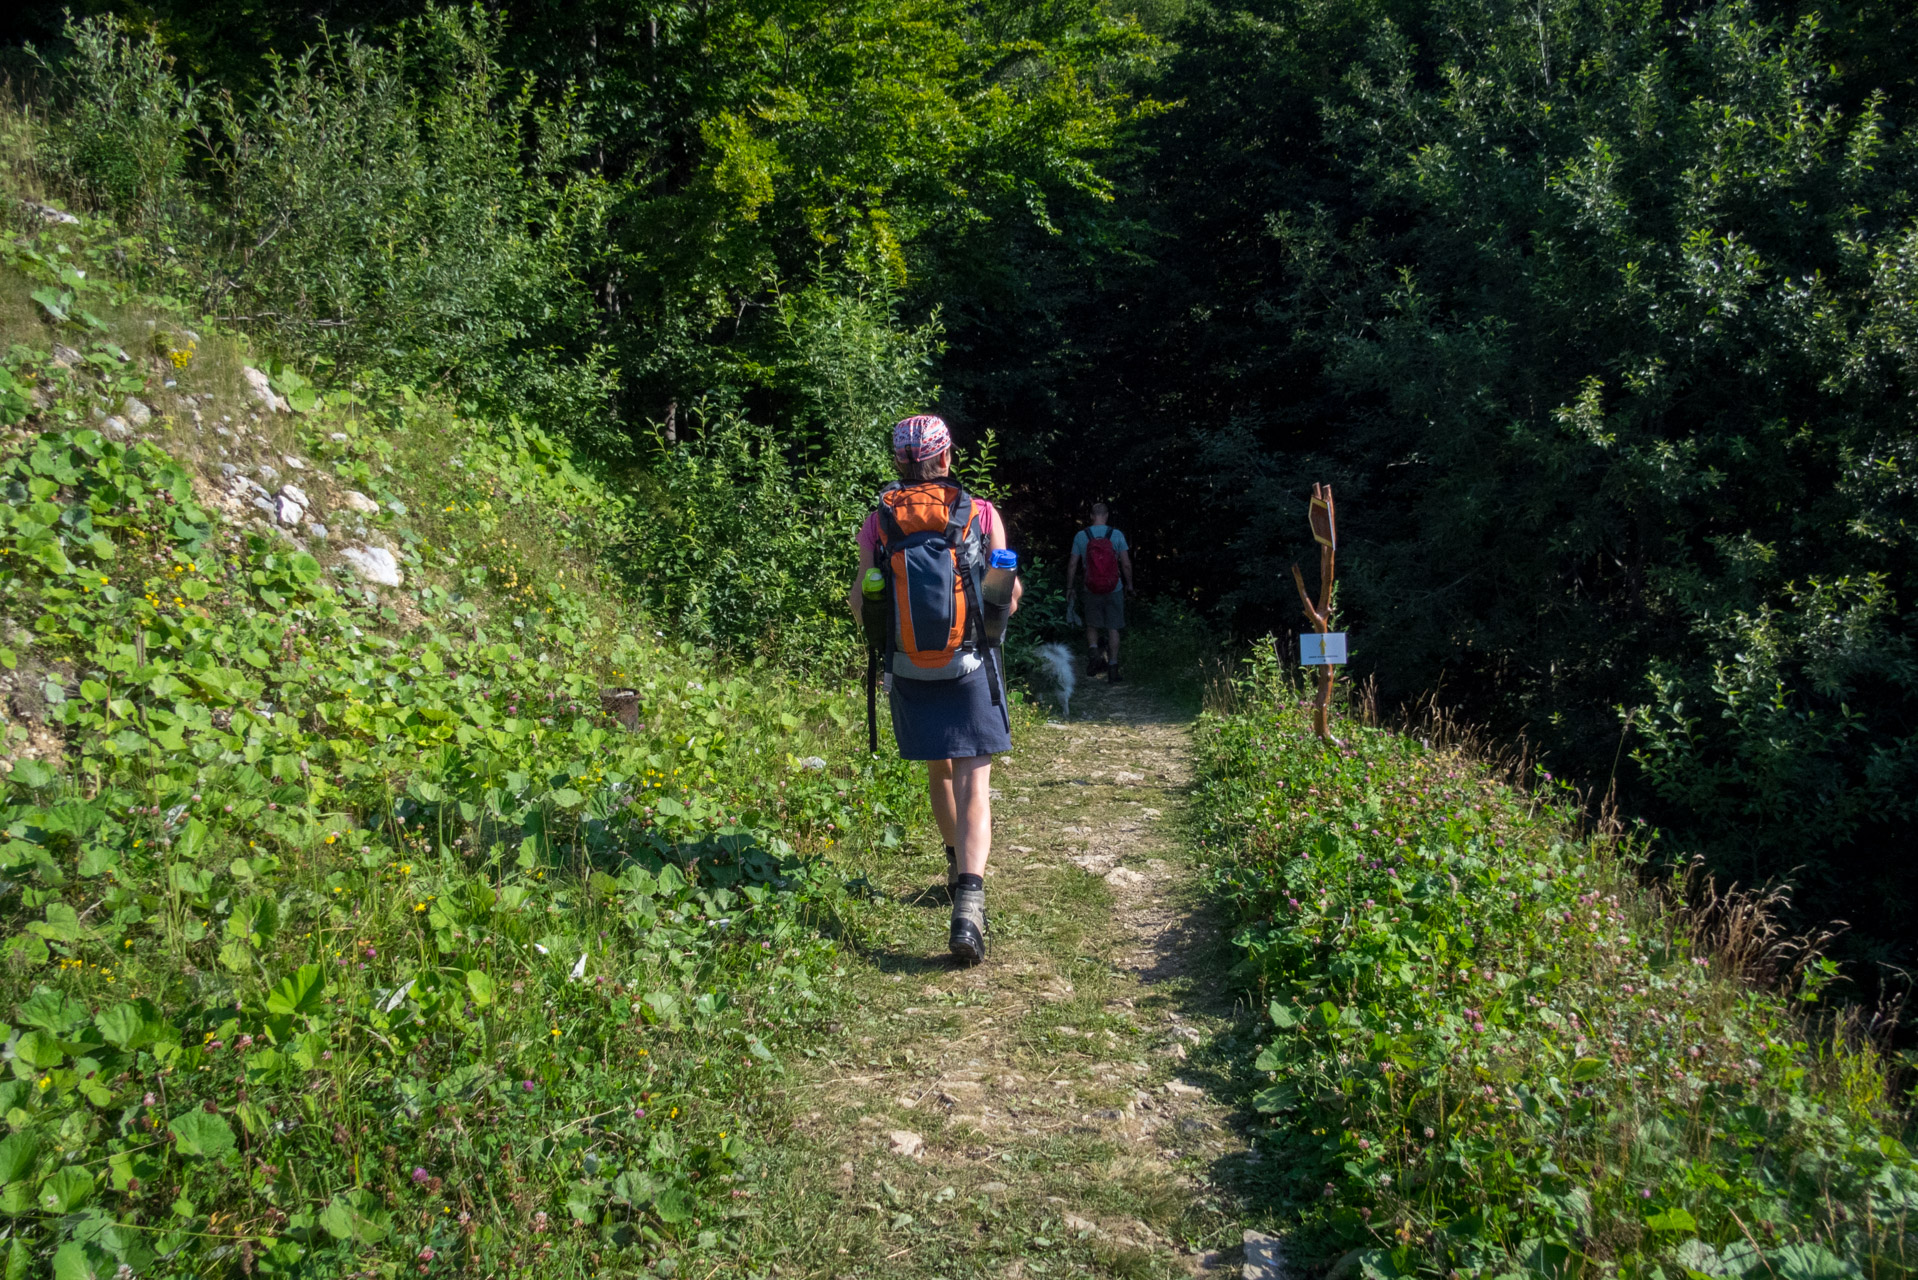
{"left": 858, "top": 496, "right": 997, "bottom": 564}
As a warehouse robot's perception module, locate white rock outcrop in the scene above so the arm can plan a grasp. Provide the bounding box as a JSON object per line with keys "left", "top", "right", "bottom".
{"left": 339, "top": 490, "right": 380, "bottom": 514}
{"left": 340, "top": 545, "right": 403, "bottom": 587}
{"left": 23, "top": 201, "right": 80, "bottom": 226}
{"left": 121, "top": 397, "right": 152, "bottom": 427}
{"left": 241, "top": 366, "right": 290, "bottom": 414}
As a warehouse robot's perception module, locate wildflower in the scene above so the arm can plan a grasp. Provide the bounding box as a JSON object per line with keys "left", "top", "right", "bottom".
{"left": 412, "top": 1167, "right": 430, "bottom": 1184}
{"left": 143, "top": 1093, "right": 157, "bottom": 1107}
{"left": 419, "top": 1247, "right": 435, "bottom": 1261}
{"left": 235, "top": 1034, "right": 254, "bottom": 1050}
{"left": 522, "top": 1080, "right": 536, "bottom": 1092}
{"left": 1423, "top": 1127, "right": 1434, "bottom": 1139}
{"left": 1639, "top": 1189, "right": 1652, "bottom": 1199}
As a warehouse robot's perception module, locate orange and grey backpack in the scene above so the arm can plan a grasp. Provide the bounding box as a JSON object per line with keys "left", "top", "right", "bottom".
{"left": 872, "top": 479, "right": 1003, "bottom": 699}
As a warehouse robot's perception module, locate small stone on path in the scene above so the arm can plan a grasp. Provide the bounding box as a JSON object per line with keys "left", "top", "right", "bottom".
{"left": 887, "top": 1130, "right": 924, "bottom": 1158}
{"left": 1242, "top": 1229, "right": 1285, "bottom": 1279}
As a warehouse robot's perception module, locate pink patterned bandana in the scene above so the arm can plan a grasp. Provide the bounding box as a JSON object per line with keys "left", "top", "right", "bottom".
{"left": 892, "top": 414, "right": 950, "bottom": 461}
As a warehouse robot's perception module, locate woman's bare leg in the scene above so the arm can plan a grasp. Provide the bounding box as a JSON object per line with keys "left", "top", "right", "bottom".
{"left": 949, "top": 755, "right": 993, "bottom": 877}
{"left": 926, "top": 759, "right": 959, "bottom": 852}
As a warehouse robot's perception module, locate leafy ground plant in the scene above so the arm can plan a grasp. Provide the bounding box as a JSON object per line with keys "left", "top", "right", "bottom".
{"left": 1195, "top": 649, "right": 1917, "bottom": 1280}
{"left": 0, "top": 201, "right": 923, "bottom": 1277}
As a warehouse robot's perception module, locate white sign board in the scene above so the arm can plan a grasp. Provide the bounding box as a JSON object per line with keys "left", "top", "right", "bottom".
{"left": 1300, "top": 632, "right": 1347, "bottom": 666}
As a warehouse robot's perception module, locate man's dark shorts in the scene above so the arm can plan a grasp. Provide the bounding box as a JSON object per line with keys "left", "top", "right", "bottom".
{"left": 1084, "top": 587, "right": 1125, "bottom": 630}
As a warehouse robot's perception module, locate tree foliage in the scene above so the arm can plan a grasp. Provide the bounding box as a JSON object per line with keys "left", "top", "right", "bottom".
{"left": 959, "top": 0, "right": 1918, "bottom": 971}
{"left": 20, "top": 0, "right": 1918, "bottom": 972}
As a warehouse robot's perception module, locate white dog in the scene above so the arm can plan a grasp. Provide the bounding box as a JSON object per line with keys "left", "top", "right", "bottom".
{"left": 1035, "top": 643, "right": 1078, "bottom": 720}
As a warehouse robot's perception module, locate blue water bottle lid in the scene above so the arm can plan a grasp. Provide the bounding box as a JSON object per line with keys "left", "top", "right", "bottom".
{"left": 991, "top": 549, "right": 1018, "bottom": 570}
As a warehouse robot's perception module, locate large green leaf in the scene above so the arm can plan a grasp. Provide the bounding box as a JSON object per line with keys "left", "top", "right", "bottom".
{"left": 1770, "top": 1245, "right": 1864, "bottom": 1280}
{"left": 168, "top": 1110, "right": 235, "bottom": 1158}
{"left": 12, "top": 1030, "right": 68, "bottom": 1070}
{"left": 654, "top": 1183, "right": 695, "bottom": 1223}
{"left": 318, "top": 1191, "right": 390, "bottom": 1243}
{"left": 26, "top": 904, "right": 87, "bottom": 943}
{"left": 51, "top": 1241, "right": 108, "bottom": 1280}
{"left": 95, "top": 999, "right": 170, "bottom": 1051}
{"left": 35, "top": 1166, "right": 93, "bottom": 1213}
{"left": 264, "top": 962, "right": 326, "bottom": 1017}
{"left": 464, "top": 968, "right": 496, "bottom": 1007}
{"left": 16, "top": 987, "right": 89, "bottom": 1035}
{"left": 29, "top": 288, "right": 71, "bottom": 323}
{"left": 0, "top": 1133, "right": 38, "bottom": 1183}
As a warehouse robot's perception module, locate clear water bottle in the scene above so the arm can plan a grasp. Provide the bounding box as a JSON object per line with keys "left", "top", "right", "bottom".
{"left": 980, "top": 549, "right": 1017, "bottom": 644}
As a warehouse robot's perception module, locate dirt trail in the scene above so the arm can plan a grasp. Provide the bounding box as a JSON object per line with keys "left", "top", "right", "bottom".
{"left": 749, "top": 678, "right": 1267, "bottom": 1279}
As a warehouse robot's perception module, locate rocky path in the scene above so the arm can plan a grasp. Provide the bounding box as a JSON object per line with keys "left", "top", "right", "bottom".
{"left": 742, "top": 678, "right": 1275, "bottom": 1279}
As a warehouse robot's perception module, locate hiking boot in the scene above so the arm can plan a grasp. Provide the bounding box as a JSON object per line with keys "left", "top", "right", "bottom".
{"left": 949, "top": 885, "right": 987, "bottom": 964}
{"left": 1086, "top": 649, "right": 1107, "bottom": 677}
{"left": 1108, "top": 664, "right": 1123, "bottom": 684}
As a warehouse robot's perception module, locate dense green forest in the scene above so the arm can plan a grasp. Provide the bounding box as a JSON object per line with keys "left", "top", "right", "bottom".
{"left": 0, "top": 2, "right": 1915, "bottom": 1276}
{"left": 8, "top": 0, "right": 1914, "bottom": 985}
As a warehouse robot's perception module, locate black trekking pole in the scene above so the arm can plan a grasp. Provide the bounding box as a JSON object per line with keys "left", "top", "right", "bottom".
{"left": 865, "top": 644, "right": 879, "bottom": 755}
{"left": 860, "top": 568, "right": 887, "bottom": 755}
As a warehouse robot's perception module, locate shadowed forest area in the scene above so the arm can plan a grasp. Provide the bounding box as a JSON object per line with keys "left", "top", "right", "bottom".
{"left": 0, "top": 1, "right": 1916, "bottom": 1276}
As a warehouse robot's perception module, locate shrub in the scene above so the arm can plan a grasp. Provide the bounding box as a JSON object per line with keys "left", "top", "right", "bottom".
{"left": 1196, "top": 647, "right": 1915, "bottom": 1279}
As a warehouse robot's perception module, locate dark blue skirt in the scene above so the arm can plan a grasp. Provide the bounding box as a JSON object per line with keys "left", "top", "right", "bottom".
{"left": 889, "top": 656, "right": 1012, "bottom": 761}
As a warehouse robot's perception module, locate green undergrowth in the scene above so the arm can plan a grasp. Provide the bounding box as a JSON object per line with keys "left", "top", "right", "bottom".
{"left": 0, "top": 200, "right": 921, "bottom": 1276}
{"left": 1195, "top": 651, "right": 1916, "bottom": 1280}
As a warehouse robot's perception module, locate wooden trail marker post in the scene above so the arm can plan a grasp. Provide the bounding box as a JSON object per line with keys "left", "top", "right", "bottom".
{"left": 1289, "top": 483, "right": 1338, "bottom": 741}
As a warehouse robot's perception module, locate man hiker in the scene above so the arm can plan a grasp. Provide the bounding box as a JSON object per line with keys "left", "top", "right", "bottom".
{"left": 1066, "top": 502, "right": 1133, "bottom": 683}
{"left": 849, "top": 415, "right": 1020, "bottom": 964}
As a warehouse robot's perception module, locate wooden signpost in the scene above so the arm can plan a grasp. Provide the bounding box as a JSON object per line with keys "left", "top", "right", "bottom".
{"left": 1289, "top": 483, "right": 1338, "bottom": 741}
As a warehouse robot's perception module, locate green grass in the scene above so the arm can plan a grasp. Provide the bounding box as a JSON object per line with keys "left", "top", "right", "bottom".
{"left": 0, "top": 193, "right": 924, "bottom": 1277}
{"left": 1195, "top": 651, "right": 1917, "bottom": 1279}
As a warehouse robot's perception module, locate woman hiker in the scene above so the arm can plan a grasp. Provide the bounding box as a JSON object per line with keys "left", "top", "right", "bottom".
{"left": 848, "top": 415, "right": 1021, "bottom": 964}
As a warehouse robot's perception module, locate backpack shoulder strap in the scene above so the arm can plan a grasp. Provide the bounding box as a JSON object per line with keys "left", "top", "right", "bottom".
{"left": 943, "top": 482, "right": 975, "bottom": 547}
{"left": 875, "top": 481, "right": 908, "bottom": 547}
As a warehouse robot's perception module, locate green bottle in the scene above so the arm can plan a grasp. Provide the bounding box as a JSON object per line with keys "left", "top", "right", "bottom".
{"left": 861, "top": 568, "right": 887, "bottom": 650}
